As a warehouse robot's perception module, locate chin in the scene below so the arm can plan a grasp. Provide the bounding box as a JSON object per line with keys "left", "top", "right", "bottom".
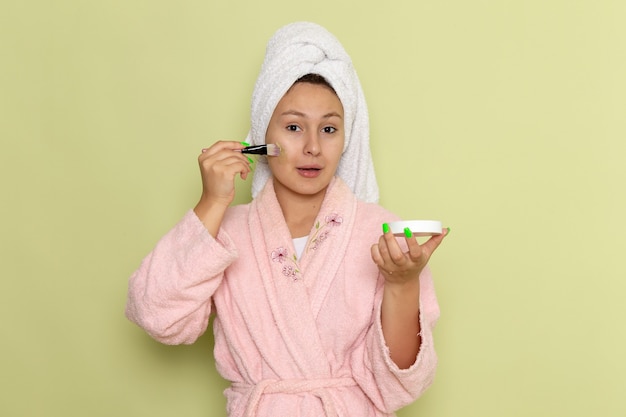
{"left": 297, "top": 182, "right": 331, "bottom": 196}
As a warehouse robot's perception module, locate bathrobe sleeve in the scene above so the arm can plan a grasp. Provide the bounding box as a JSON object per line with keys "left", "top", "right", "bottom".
{"left": 349, "top": 203, "right": 441, "bottom": 413}
{"left": 125, "top": 209, "right": 239, "bottom": 345}
{"left": 370, "top": 267, "right": 439, "bottom": 411}
{"left": 348, "top": 267, "right": 439, "bottom": 413}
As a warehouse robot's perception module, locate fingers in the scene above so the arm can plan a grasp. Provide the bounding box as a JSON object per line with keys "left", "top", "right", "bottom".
{"left": 381, "top": 230, "right": 410, "bottom": 266}
{"left": 405, "top": 232, "right": 424, "bottom": 263}
{"left": 196, "top": 140, "right": 253, "bottom": 205}
{"left": 199, "top": 141, "right": 252, "bottom": 175}
{"left": 370, "top": 243, "right": 384, "bottom": 267}
{"left": 199, "top": 141, "right": 249, "bottom": 165}
{"left": 370, "top": 242, "right": 397, "bottom": 278}
{"left": 200, "top": 140, "right": 246, "bottom": 157}
{"left": 370, "top": 230, "right": 410, "bottom": 277}
{"left": 418, "top": 228, "right": 448, "bottom": 260}
{"left": 372, "top": 225, "right": 450, "bottom": 277}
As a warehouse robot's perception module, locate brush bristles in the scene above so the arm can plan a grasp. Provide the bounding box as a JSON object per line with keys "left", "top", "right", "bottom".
{"left": 265, "top": 144, "right": 281, "bottom": 157}
{"left": 240, "top": 144, "right": 281, "bottom": 156}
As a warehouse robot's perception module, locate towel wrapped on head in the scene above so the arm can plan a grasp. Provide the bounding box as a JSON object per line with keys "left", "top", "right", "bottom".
{"left": 246, "top": 21, "right": 379, "bottom": 203}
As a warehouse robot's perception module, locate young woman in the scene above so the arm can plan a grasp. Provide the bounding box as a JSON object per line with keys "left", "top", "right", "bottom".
{"left": 126, "top": 22, "right": 448, "bottom": 417}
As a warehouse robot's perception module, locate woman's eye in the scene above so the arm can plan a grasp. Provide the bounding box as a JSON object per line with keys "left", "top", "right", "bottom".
{"left": 286, "top": 125, "right": 300, "bottom": 132}
{"left": 322, "top": 126, "right": 337, "bottom": 134}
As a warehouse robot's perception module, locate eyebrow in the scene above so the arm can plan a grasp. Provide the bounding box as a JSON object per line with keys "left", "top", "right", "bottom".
{"left": 280, "top": 110, "right": 343, "bottom": 119}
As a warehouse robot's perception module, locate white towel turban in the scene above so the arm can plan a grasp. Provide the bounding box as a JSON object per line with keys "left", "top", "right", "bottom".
{"left": 246, "top": 22, "right": 379, "bottom": 203}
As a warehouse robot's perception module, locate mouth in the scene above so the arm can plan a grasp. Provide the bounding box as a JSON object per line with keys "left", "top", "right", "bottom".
{"left": 296, "top": 165, "right": 322, "bottom": 178}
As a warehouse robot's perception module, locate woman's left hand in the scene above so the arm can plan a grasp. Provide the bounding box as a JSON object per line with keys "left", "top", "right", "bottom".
{"left": 371, "top": 225, "right": 449, "bottom": 284}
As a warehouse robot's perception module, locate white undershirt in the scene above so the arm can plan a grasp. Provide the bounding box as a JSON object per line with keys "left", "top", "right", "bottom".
{"left": 292, "top": 236, "right": 309, "bottom": 260}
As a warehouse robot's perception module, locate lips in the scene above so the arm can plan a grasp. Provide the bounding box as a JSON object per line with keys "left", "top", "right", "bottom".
{"left": 297, "top": 165, "right": 322, "bottom": 178}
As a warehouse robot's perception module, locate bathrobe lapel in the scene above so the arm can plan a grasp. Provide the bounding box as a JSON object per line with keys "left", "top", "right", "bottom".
{"left": 298, "top": 178, "right": 357, "bottom": 318}
{"left": 248, "top": 177, "right": 357, "bottom": 375}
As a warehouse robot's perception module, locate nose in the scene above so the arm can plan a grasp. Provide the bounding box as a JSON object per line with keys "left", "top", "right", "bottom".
{"left": 303, "top": 131, "right": 321, "bottom": 156}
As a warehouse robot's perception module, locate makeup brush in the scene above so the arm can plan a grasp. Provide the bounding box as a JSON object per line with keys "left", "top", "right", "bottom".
{"left": 240, "top": 144, "right": 281, "bottom": 156}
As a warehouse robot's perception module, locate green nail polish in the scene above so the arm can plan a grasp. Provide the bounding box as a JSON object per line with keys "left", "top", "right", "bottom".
{"left": 446, "top": 227, "right": 451, "bottom": 235}
{"left": 247, "top": 156, "right": 254, "bottom": 164}
{"left": 382, "top": 223, "right": 390, "bottom": 234}
{"left": 404, "top": 227, "right": 412, "bottom": 238}
{"left": 241, "top": 141, "right": 250, "bottom": 146}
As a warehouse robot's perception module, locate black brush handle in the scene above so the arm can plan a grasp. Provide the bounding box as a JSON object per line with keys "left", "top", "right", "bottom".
{"left": 240, "top": 145, "right": 267, "bottom": 155}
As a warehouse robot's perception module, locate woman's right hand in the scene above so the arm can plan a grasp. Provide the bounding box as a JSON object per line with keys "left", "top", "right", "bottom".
{"left": 193, "top": 141, "right": 252, "bottom": 236}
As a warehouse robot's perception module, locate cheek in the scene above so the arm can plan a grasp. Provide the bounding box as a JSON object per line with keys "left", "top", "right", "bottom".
{"left": 274, "top": 140, "right": 299, "bottom": 161}
{"left": 268, "top": 146, "right": 292, "bottom": 172}
{"left": 327, "top": 141, "right": 345, "bottom": 162}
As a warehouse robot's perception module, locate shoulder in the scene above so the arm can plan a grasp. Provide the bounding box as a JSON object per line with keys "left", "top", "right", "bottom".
{"left": 332, "top": 176, "right": 398, "bottom": 225}
{"left": 355, "top": 200, "right": 400, "bottom": 241}
{"left": 356, "top": 200, "right": 399, "bottom": 224}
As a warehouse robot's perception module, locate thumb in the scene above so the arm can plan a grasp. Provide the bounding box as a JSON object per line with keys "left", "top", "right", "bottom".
{"left": 420, "top": 227, "right": 450, "bottom": 259}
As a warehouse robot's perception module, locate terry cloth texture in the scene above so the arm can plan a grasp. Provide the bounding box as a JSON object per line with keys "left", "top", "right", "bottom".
{"left": 246, "top": 21, "right": 379, "bottom": 203}
{"left": 125, "top": 177, "right": 440, "bottom": 416}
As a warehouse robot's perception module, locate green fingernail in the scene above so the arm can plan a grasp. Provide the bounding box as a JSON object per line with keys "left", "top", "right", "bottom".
{"left": 404, "top": 227, "right": 412, "bottom": 238}
{"left": 247, "top": 156, "right": 254, "bottom": 164}
{"left": 241, "top": 141, "right": 250, "bottom": 146}
{"left": 382, "top": 223, "right": 390, "bottom": 234}
{"left": 446, "top": 227, "right": 451, "bottom": 235}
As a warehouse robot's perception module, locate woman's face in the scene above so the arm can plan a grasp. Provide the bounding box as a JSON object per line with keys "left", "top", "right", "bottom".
{"left": 265, "top": 81, "right": 345, "bottom": 202}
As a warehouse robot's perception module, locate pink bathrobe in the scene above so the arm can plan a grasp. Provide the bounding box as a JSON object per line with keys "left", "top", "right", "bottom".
{"left": 126, "top": 177, "right": 440, "bottom": 416}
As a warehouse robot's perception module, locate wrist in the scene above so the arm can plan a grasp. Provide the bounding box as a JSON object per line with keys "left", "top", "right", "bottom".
{"left": 193, "top": 198, "right": 229, "bottom": 237}
{"left": 384, "top": 272, "right": 420, "bottom": 288}
{"left": 384, "top": 276, "right": 420, "bottom": 298}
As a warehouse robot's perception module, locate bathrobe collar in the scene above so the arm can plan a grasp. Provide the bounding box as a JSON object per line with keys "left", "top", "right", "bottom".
{"left": 247, "top": 176, "right": 358, "bottom": 375}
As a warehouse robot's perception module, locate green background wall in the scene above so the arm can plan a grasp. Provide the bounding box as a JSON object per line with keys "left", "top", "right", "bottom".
{"left": 2, "top": 0, "right": 625, "bottom": 416}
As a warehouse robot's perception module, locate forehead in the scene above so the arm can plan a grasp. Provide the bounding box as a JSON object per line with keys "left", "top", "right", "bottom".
{"left": 276, "top": 82, "right": 344, "bottom": 114}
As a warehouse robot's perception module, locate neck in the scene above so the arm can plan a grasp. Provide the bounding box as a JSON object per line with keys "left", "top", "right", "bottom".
{"left": 273, "top": 182, "right": 329, "bottom": 238}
